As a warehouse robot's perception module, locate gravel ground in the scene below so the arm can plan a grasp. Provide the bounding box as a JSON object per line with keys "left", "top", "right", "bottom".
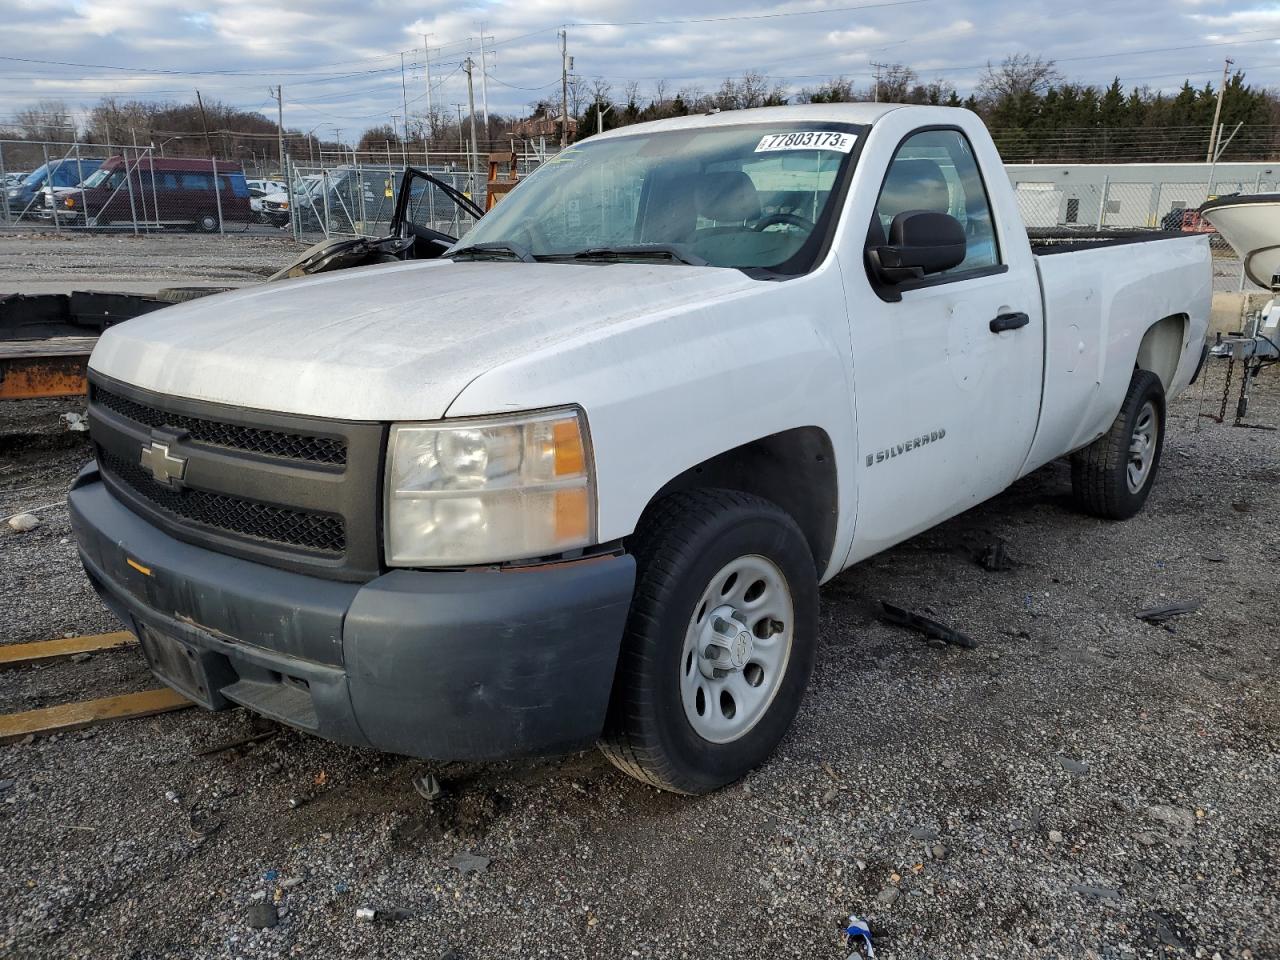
{"left": 0, "top": 231, "right": 300, "bottom": 293}
{"left": 1, "top": 361, "right": 1277, "bottom": 960}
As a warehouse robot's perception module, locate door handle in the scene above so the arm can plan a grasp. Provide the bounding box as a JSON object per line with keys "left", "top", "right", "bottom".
{"left": 990, "top": 311, "right": 1030, "bottom": 333}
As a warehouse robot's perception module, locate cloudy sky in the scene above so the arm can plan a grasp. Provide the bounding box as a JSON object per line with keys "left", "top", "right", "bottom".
{"left": 1, "top": 0, "right": 1278, "bottom": 139}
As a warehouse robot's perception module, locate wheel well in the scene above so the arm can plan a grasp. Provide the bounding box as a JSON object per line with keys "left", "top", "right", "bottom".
{"left": 1136, "top": 314, "right": 1187, "bottom": 393}
{"left": 640, "top": 427, "right": 838, "bottom": 573}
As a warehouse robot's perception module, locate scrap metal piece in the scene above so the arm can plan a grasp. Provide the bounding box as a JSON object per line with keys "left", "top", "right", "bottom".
{"left": 879, "top": 602, "right": 977, "bottom": 649}
{"left": 1136, "top": 600, "right": 1202, "bottom": 624}
{"left": 0, "top": 337, "right": 96, "bottom": 399}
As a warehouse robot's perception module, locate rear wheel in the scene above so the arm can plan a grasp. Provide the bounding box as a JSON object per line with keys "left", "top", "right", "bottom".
{"left": 1071, "top": 368, "right": 1165, "bottom": 520}
{"left": 600, "top": 489, "right": 819, "bottom": 794}
{"left": 196, "top": 213, "right": 219, "bottom": 233}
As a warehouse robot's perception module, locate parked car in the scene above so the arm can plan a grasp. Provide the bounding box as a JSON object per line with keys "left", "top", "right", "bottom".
{"left": 6, "top": 158, "right": 102, "bottom": 218}
{"left": 258, "top": 175, "right": 318, "bottom": 227}
{"left": 72, "top": 104, "right": 1211, "bottom": 794}
{"left": 49, "top": 156, "right": 251, "bottom": 231}
{"left": 247, "top": 179, "right": 287, "bottom": 222}
{"left": 261, "top": 167, "right": 409, "bottom": 232}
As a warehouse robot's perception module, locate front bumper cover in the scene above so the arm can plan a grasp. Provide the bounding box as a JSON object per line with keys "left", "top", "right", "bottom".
{"left": 69, "top": 464, "right": 635, "bottom": 760}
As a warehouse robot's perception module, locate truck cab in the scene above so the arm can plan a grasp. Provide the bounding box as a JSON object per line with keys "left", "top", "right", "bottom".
{"left": 71, "top": 105, "right": 1210, "bottom": 794}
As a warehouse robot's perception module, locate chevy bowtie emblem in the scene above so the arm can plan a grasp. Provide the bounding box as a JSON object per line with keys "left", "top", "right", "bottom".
{"left": 139, "top": 440, "right": 187, "bottom": 486}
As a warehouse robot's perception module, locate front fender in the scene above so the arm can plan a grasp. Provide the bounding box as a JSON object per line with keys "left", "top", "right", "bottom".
{"left": 445, "top": 264, "right": 859, "bottom": 580}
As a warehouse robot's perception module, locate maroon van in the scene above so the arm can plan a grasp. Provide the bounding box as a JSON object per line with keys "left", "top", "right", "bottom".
{"left": 49, "top": 157, "right": 252, "bottom": 231}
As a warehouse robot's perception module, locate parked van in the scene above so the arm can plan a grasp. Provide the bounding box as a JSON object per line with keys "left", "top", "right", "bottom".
{"left": 49, "top": 157, "right": 251, "bottom": 231}
{"left": 6, "top": 157, "right": 102, "bottom": 217}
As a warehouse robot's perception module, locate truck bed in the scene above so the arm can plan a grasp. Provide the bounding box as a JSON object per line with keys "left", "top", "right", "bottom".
{"left": 1028, "top": 228, "right": 1187, "bottom": 256}
{"left": 1021, "top": 231, "right": 1212, "bottom": 475}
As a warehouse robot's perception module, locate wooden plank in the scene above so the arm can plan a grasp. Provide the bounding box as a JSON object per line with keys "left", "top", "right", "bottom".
{"left": 0, "top": 688, "right": 192, "bottom": 743}
{"left": 0, "top": 631, "right": 137, "bottom": 670}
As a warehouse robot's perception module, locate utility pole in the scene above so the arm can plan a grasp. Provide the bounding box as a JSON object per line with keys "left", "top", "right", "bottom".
{"left": 392, "top": 114, "right": 407, "bottom": 166}
{"left": 195, "top": 89, "right": 214, "bottom": 155}
{"left": 400, "top": 51, "right": 412, "bottom": 161}
{"left": 870, "top": 62, "right": 888, "bottom": 103}
{"left": 478, "top": 27, "right": 491, "bottom": 144}
{"left": 559, "top": 28, "right": 570, "bottom": 148}
{"left": 271, "top": 85, "right": 286, "bottom": 174}
{"left": 423, "top": 34, "right": 433, "bottom": 166}
{"left": 272, "top": 84, "right": 295, "bottom": 239}
{"left": 464, "top": 58, "right": 480, "bottom": 180}
{"left": 454, "top": 104, "right": 466, "bottom": 155}
{"left": 1207, "top": 58, "right": 1234, "bottom": 163}
{"left": 333, "top": 126, "right": 341, "bottom": 164}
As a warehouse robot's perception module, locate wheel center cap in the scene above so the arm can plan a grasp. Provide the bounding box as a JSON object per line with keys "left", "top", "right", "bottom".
{"left": 703, "top": 609, "right": 754, "bottom": 675}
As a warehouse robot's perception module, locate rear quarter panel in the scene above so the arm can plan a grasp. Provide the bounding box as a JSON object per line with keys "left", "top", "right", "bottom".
{"left": 1022, "top": 234, "right": 1211, "bottom": 474}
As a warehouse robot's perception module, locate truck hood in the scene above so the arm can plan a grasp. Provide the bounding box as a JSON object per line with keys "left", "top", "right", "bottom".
{"left": 89, "top": 258, "right": 759, "bottom": 421}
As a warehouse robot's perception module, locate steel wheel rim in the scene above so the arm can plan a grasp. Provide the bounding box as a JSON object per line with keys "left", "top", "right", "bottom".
{"left": 1127, "top": 400, "right": 1158, "bottom": 493}
{"left": 679, "top": 554, "right": 794, "bottom": 744}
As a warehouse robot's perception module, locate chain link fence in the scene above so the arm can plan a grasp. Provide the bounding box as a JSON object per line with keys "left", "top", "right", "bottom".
{"left": 1008, "top": 169, "right": 1280, "bottom": 292}
{"left": 2, "top": 138, "right": 549, "bottom": 245}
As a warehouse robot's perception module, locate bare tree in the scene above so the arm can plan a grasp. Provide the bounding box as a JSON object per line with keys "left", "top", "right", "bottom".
{"left": 874, "top": 63, "right": 918, "bottom": 103}
{"left": 977, "top": 54, "right": 1062, "bottom": 104}
{"left": 801, "top": 76, "right": 858, "bottom": 103}
{"left": 567, "top": 75, "right": 588, "bottom": 116}
{"left": 15, "top": 99, "right": 75, "bottom": 141}
{"left": 590, "top": 77, "right": 614, "bottom": 106}
{"left": 652, "top": 79, "right": 669, "bottom": 111}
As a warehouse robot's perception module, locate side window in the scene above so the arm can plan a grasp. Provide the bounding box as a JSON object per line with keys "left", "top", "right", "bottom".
{"left": 220, "top": 175, "right": 248, "bottom": 198}
{"left": 872, "top": 128, "right": 999, "bottom": 275}
{"left": 180, "top": 173, "right": 213, "bottom": 191}
{"left": 156, "top": 173, "right": 180, "bottom": 190}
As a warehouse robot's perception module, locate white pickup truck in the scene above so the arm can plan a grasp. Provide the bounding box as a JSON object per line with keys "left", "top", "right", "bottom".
{"left": 71, "top": 104, "right": 1211, "bottom": 794}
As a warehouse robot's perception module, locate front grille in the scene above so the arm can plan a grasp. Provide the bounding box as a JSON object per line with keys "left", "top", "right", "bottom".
{"left": 92, "top": 385, "right": 347, "bottom": 466}
{"left": 99, "top": 447, "right": 346, "bottom": 555}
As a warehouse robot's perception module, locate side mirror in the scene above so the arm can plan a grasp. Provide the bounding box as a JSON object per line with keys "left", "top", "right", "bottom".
{"left": 873, "top": 210, "right": 966, "bottom": 282}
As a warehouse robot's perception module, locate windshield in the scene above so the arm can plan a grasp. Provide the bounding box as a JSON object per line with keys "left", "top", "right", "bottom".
{"left": 22, "top": 165, "right": 49, "bottom": 187}
{"left": 81, "top": 167, "right": 113, "bottom": 188}
{"left": 458, "top": 121, "right": 863, "bottom": 273}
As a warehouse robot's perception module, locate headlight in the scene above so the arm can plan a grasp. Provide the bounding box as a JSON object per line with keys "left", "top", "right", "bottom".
{"left": 385, "top": 407, "right": 595, "bottom": 566}
{"left": 5, "top": 188, "right": 17, "bottom": 198}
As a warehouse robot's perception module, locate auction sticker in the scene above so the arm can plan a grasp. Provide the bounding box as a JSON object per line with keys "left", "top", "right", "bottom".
{"left": 755, "top": 131, "right": 856, "bottom": 153}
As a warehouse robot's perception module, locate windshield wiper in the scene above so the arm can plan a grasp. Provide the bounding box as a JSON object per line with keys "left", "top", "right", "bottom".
{"left": 559, "top": 244, "right": 708, "bottom": 267}
{"left": 449, "top": 241, "right": 535, "bottom": 263}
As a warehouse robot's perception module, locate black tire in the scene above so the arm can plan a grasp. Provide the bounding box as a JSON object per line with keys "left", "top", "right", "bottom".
{"left": 1071, "top": 368, "right": 1166, "bottom": 520}
{"left": 196, "top": 213, "right": 219, "bottom": 233}
{"left": 600, "top": 489, "right": 819, "bottom": 794}
{"left": 155, "top": 286, "right": 234, "bottom": 303}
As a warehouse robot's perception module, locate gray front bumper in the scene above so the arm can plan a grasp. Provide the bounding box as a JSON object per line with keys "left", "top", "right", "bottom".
{"left": 69, "top": 464, "right": 636, "bottom": 760}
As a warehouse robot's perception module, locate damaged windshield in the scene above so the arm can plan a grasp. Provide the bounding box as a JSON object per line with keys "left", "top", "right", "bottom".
{"left": 454, "top": 122, "right": 864, "bottom": 274}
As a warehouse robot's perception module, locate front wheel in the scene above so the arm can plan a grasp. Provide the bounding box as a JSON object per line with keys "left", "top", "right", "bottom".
{"left": 600, "top": 489, "right": 819, "bottom": 794}
{"left": 196, "top": 213, "right": 219, "bottom": 233}
{"left": 1071, "top": 368, "right": 1166, "bottom": 520}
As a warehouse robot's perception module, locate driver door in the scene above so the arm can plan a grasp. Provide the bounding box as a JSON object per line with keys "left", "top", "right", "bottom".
{"left": 844, "top": 126, "right": 1044, "bottom": 562}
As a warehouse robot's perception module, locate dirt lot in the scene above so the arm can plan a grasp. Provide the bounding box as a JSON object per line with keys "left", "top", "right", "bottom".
{"left": 0, "top": 231, "right": 299, "bottom": 294}
{"left": 1, "top": 361, "right": 1277, "bottom": 960}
